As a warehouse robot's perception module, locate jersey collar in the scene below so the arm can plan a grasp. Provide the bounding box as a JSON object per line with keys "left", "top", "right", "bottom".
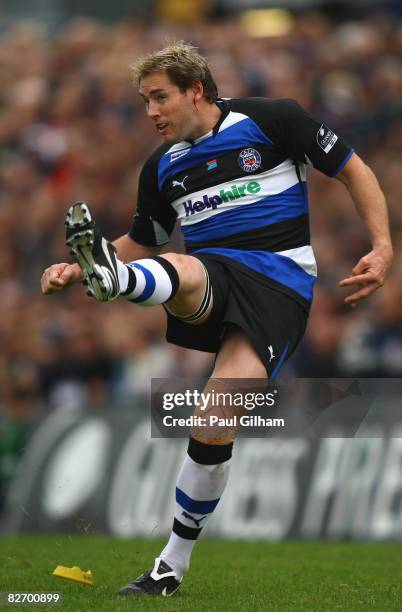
{"left": 213, "top": 99, "right": 230, "bottom": 134}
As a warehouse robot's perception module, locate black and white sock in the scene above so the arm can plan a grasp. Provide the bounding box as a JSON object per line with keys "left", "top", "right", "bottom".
{"left": 159, "top": 437, "right": 233, "bottom": 579}
{"left": 116, "top": 256, "right": 179, "bottom": 306}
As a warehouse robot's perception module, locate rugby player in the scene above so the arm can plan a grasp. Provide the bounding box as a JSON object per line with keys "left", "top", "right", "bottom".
{"left": 41, "top": 42, "right": 392, "bottom": 596}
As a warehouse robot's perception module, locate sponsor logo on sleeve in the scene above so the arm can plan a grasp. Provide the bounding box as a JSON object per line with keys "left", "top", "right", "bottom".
{"left": 238, "top": 148, "right": 262, "bottom": 173}
{"left": 316, "top": 124, "right": 338, "bottom": 154}
{"left": 206, "top": 159, "right": 218, "bottom": 171}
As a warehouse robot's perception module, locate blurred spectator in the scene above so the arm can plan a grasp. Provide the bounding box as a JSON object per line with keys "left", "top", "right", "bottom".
{"left": 0, "top": 11, "right": 401, "bottom": 430}
{"left": 336, "top": 277, "right": 402, "bottom": 376}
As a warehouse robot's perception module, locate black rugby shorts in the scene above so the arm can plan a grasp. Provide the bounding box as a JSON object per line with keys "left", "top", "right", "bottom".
{"left": 165, "top": 253, "right": 308, "bottom": 378}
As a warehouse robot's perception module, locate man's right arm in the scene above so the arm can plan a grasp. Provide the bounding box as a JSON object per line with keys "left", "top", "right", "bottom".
{"left": 40, "top": 234, "right": 163, "bottom": 295}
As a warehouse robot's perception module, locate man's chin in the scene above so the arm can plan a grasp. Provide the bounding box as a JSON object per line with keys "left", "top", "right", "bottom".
{"left": 162, "top": 133, "right": 179, "bottom": 144}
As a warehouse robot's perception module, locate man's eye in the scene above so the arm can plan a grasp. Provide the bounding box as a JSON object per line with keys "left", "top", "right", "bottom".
{"left": 157, "top": 94, "right": 167, "bottom": 102}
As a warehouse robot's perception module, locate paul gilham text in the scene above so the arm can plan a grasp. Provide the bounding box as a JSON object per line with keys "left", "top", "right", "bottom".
{"left": 163, "top": 415, "right": 284, "bottom": 428}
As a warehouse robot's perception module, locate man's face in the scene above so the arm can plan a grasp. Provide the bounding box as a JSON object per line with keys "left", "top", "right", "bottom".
{"left": 139, "top": 71, "right": 200, "bottom": 143}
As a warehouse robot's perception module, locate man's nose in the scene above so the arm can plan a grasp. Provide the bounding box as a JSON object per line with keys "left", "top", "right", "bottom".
{"left": 147, "top": 100, "right": 160, "bottom": 118}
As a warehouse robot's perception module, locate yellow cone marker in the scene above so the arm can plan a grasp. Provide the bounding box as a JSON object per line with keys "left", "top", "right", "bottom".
{"left": 52, "top": 565, "right": 94, "bottom": 585}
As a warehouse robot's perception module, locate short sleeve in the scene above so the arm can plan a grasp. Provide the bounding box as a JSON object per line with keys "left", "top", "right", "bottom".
{"left": 267, "top": 99, "right": 354, "bottom": 177}
{"left": 129, "top": 150, "right": 177, "bottom": 247}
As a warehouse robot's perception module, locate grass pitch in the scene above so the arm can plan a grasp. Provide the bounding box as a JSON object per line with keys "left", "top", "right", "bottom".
{"left": 1, "top": 536, "right": 402, "bottom": 611}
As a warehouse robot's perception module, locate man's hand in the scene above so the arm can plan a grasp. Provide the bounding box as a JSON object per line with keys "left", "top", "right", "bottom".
{"left": 336, "top": 155, "right": 393, "bottom": 307}
{"left": 41, "top": 262, "right": 83, "bottom": 295}
{"left": 339, "top": 246, "right": 393, "bottom": 307}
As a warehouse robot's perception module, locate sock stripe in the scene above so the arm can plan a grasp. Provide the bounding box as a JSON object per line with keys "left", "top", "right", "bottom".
{"left": 129, "top": 262, "right": 156, "bottom": 302}
{"left": 153, "top": 256, "right": 180, "bottom": 298}
{"left": 121, "top": 265, "right": 137, "bottom": 296}
{"left": 188, "top": 437, "right": 233, "bottom": 465}
{"left": 176, "top": 487, "right": 219, "bottom": 514}
{"left": 173, "top": 518, "right": 202, "bottom": 540}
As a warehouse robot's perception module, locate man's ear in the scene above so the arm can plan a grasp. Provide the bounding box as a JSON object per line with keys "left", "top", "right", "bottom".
{"left": 191, "top": 81, "right": 204, "bottom": 103}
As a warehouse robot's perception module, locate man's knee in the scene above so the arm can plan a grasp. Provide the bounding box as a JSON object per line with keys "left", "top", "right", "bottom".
{"left": 161, "top": 253, "right": 212, "bottom": 321}
{"left": 160, "top": 252, "right": 187, "bottom": 271}
{"left": 161, "top": 253, "right": 205, "bottom": 294}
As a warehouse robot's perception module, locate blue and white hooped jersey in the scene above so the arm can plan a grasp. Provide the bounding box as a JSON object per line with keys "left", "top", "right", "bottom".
{"left": 130, "top": 97, "right": 353, "bottom": 309}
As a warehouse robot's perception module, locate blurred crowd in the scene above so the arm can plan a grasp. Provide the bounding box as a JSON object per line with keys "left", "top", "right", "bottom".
{"left": 0, "top": 10, "right": 402, "bottom": 431}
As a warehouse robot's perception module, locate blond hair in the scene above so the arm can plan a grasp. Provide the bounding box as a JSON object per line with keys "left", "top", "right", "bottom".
{"left": 131, "top": 41, "right": 218, "bottom": 103}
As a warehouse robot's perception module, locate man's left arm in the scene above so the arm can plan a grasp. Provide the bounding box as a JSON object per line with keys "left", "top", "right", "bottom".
{"left": 335, "top": 153, "right": 393, "bottom": 307}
